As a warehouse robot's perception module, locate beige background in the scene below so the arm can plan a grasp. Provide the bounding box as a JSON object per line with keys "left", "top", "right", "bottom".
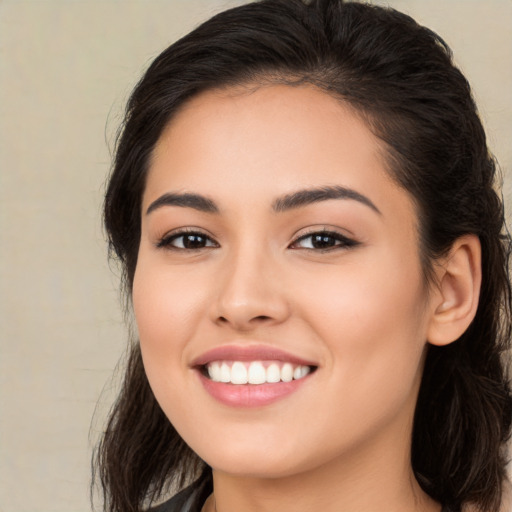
{"left": 0, "top": 1, "right": 510, "bottom": 511}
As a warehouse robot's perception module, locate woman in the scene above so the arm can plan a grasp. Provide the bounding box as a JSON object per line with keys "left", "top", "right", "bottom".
{"left": 94, "top": 1, "right": 512, "bottom": 511}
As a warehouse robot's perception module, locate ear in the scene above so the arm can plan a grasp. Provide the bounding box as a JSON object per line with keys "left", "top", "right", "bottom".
{"left": 427, "top": 235, "right": 482, "bottom": 346}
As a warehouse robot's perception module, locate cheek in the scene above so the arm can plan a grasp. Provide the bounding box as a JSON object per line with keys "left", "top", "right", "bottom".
{"left": 131, "top": 257, "right": 212, "bottom": 427}
{"left": 132, "top": 256, "right": 208, "bottom": 365}
{"left": 292, "top": 252, "right": 429, "bottom": 396}
{"left": 295, "top": 247, "right": 426, "bottom": 330}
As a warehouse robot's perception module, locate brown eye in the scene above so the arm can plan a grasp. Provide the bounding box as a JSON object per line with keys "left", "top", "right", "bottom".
{"left": 157, "top": 231, "right": 218, "bottom": 250}
{"left": 290, "top": 231, "right": 359, "bottom": 251}
{"left": 309, "top": 233, "right": 339, "bottom": 249}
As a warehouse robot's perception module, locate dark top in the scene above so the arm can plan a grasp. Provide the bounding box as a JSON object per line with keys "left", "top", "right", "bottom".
{"left": 149, "top": 477, "right": 212, "bottom": 512}
{"left": 149, "top": 479, "right": 458, "bottom": 512}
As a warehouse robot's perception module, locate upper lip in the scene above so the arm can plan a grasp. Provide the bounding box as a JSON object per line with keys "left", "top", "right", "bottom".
{"left": 191, "top": 344, "right": 318, "bottom": 368}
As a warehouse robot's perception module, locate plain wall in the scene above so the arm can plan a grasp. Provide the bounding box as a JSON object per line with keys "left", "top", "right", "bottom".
{"left": 0, "top": 1, "right": 510, "bottom": 511}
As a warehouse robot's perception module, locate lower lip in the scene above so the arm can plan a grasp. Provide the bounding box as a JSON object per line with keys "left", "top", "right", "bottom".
{"left": 197, "top": 372, "right": 310, "bottom": 408}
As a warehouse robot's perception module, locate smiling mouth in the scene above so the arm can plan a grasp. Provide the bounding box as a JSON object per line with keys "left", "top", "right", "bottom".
{"left": 201, "top": 360, "right": 316, "bottom": 385}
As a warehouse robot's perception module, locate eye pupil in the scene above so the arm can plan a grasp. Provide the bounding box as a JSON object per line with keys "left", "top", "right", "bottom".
{"left": 312, "top": 234, "right": 337, "bottom": 248}
{"left": 183, "top": 234, "right": 207, "bottom": 249}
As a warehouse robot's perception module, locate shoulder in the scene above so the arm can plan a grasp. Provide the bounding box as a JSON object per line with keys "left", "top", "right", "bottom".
{"left": 148, "top": 477, "right": 212, "bottom": 512}
{"left": 148, "top": 485, "right": 198, "bottom": 512}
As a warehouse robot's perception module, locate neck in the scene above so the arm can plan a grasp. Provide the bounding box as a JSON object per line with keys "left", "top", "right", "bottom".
{"left": 206, "top": 418, "right": 440, "bottom": 512}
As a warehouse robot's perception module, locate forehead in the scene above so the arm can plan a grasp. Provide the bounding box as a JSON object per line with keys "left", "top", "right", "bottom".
{"left": 146, "top": 84, "right": 415, "bottom": 225}
{"left": 153, "top": 84, "right": 380, "bottom": 169}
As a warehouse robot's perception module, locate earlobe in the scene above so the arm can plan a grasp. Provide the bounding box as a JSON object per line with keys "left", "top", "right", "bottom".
{"left": 427, "top": 235, "right": 482, "bottom": 346}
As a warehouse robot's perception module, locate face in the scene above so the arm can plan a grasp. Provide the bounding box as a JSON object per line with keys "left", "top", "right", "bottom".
{"left": 133, "top": 85, "right": 436, "bottom": 478}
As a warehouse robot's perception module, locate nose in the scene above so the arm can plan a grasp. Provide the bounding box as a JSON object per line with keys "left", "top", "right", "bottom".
{"left": 210, "top": 248, "right": 290, "bottom": 332}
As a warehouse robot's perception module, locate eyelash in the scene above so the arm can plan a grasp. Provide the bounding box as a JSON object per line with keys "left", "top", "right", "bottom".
{"left": 156, "top": 228, "right": 218, "bottom": 250}
{"left": 290, "top": 230, "right": 359, "bottom": 252}
{"left": 156, "top": 228, "right": 359, "bottom": 253}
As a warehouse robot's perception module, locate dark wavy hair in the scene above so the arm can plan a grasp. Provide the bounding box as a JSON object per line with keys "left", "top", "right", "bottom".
{"left": 93, "top": 1, "right": 512, "bottom": 511}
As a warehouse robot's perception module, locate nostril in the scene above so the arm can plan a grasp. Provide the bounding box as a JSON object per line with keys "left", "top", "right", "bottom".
{"left": 253, "top": 315, "right": 272, "bottom": 321}
{"left": 217, "top": 315, "right": 272, "bottom": 325}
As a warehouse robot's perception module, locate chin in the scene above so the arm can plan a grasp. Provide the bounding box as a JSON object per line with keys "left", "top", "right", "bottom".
{"left": 208, "top": 456, "right": 308, "bottom": 479}
{"left": 192, "top": 431, "right": 342, "bottom": 480}
{"left": 190, "top": 436, "right": 309, "bottom": 478}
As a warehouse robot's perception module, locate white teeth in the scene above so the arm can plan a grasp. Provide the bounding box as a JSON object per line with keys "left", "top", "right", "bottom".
{"left": 206, "top": 360, "right": 312, "bottom": 385}
{"left": 230, "top": 362, "right": 248, "bottom": 384}
{"left": 207, "top": 362, "right": 221, "bottom": 382}
{"left": 247, "top": 362, "right": 266, "bottom": 384}
{"left": 281, "top": 363, "right": 293, "bottom": 382}
{"left": 300, "top": 366, "right": 310, "bottom": 378}
{"left": 220, "top": 362, "right": 231, "bottom": 383}
{"left": 266, "top": 363, "right": 281, "bottom": 383}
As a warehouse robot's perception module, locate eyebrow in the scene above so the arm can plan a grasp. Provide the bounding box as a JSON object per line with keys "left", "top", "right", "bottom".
{"left": 146, "top": 185, "right": 380, "bottom": 216}
{"left": 146, "top": 192, "right": 219, "bottom": 215}
{"left": 271, "top": 185, "right": 381, "bottom": 214}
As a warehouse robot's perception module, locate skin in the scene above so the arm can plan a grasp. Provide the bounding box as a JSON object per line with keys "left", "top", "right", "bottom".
{"left": 132, "top": 84, "right": 469, "bottom": 512}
